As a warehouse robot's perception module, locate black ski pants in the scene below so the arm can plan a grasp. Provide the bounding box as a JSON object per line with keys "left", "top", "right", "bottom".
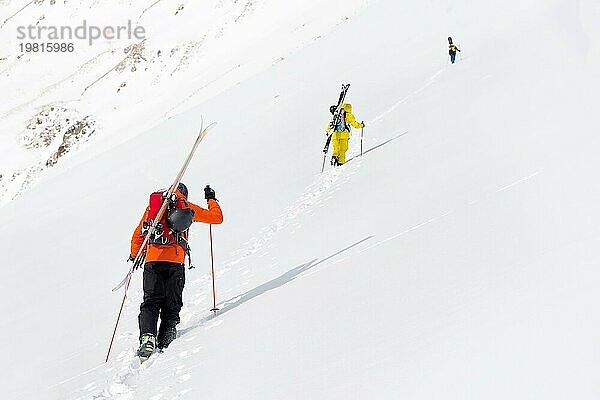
{"left": 138, "top": 261, "right": 185, "bottom": 337}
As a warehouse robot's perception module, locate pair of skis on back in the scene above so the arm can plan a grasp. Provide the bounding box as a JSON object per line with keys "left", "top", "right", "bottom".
{"left": 321, "top": 83, "right": 350, "bottom": 173}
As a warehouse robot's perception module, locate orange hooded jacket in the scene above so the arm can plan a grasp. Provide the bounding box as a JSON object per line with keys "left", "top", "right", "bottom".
{"left": 131, "top": 190, "right": 223, "bottom": 265}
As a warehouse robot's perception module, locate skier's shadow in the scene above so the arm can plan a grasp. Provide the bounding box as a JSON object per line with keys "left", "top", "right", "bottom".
{"left": 345, "top": 131, "right": 408, "bottom": 164}
{"left": 178, "top": 235, "right": 373, "bottom": 337}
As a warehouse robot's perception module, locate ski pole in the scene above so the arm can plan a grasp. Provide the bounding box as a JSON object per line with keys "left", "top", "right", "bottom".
{"left": 321, "top": 134, "right": 332, "bottom": 173}
{"left": 106, "top": 272, "right": 133, "bottom": 362}
{"left": 209, "top": 224, "right": 219, "bottom": 314}
{"left": 360, "top": 125, "right": 364, "bottom": 156}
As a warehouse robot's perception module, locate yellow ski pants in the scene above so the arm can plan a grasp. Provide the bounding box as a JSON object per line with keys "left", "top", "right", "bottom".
{"left": 332, "top": 131, "right": 350, "bottom": 164}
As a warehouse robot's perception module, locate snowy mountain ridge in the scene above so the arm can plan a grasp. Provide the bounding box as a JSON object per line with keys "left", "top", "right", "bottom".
{"left": 0, "top": 0, "right": 368, "bottom": 206}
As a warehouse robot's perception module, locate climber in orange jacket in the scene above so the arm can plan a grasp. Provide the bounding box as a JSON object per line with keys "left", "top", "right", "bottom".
{"left": 326, "top": 103, "right": 365, "bottom": 166}
{"left": 130, "top": 182, "right": 223, "bottom": 360}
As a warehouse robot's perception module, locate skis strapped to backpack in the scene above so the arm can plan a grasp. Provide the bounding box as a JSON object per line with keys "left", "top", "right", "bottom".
{"left": 112, "top": 120, "right": 216, "bottom": 292}
{"left": 321, "top": 84, "right": 350, "bottom": 172}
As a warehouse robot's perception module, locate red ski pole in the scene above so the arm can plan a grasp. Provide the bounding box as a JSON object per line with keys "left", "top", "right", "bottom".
{"left": 209, "top": 225, "right": 219, "bottom": 314}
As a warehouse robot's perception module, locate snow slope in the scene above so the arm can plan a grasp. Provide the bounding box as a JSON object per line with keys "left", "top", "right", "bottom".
{"left": 0, "top": 0, "right": 367, "bottom": 205}
{"left": 1, "top": 0, "right": 600, "bottom": 399}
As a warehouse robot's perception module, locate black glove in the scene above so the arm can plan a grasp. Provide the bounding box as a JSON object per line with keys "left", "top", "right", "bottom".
{"left": 204, "top": 185, "right": 216, "bottom": 200}
{"left": 361, "top": 121, "right": 365, "bottom": 128}
{"left": 127, "top": 255, "right": 135, "bottom": 262}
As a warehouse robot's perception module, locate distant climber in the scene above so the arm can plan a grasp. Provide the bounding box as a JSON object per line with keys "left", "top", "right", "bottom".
{"left": 326, "top": 103, "right": 365, "bottom": 166}
{"left": 448, "top": 37, "right": 461, "bottom": 64}
{"left": 130, "top": 182, "right": 223, "bottom": 362}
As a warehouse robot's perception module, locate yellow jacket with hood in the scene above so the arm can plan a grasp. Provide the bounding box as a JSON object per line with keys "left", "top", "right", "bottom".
{"left": 327, "top": 103, "right": 364, "bottom": 140}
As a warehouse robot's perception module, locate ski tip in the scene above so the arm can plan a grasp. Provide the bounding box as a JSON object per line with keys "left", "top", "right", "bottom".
{"left": 198, "top": 121, "right": 217, "bottom": 138}
{"left": 198, "top": 115, "right": 217, "bottom": 131}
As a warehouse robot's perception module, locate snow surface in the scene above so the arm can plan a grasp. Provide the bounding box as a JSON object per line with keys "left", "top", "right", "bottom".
{"left": 1, "top": 0, "right": 600, "bottom": 399}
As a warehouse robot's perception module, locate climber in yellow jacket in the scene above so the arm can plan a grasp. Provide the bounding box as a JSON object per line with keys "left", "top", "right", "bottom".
{"left": 326, "top": 103, "right": 365, "bottom": 166}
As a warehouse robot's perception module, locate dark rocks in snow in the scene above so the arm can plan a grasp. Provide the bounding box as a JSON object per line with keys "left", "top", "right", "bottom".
{"left": 45, "top": 119, "right": 96, "bottom": 167}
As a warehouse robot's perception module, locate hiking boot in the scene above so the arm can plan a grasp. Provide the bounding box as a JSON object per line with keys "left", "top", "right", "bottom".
{"left": 157, "top": 322, "right": 177, "bottom": 349}
{"left": 330, "top": 156, "right": 339, "bottom": 166}
{"left": 137, "top": 333, "right": 157, "bottom": 362}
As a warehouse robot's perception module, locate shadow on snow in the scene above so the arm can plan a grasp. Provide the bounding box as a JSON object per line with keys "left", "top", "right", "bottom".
{"left": 346, "top": 131, "right": 408, "bottom": 164}
{"left": 178, "top": 235, "right": 374, "bottom": 336}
